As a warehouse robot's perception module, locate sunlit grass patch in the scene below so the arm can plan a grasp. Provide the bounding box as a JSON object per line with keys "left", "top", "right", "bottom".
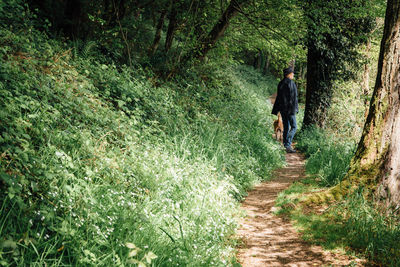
{"left": 277, "top": 127, "right": 400, "bottom": 266}
{"left": 274, "top": 178, "right": 321, "bottom": 215}
{"left": 0, "top": 13, "right": 284, "bottom": 266}
{"left": 296, "top": 127, "right": 355, "bottom": 186}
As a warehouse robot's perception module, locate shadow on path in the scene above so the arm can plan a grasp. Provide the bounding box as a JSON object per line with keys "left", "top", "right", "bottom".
{"left": 237, "top": 153, "right": 359, "bottom": 267}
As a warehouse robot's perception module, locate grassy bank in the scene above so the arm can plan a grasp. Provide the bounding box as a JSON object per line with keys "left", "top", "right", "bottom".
{"left": 276, "top": 127, "right": 400, "bottom": 266}
{"left": 0, "top": 5, "right": 284, "bottom": 266}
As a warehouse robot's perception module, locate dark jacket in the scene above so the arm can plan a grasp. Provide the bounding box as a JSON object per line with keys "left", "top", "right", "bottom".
{"left": 272, "top": 77, "right": 298, "bottom": 115}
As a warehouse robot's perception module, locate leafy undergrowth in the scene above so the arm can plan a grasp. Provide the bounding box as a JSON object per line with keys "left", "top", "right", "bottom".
{"left": 0, "top": 4, "right": 284, "bottom": 266}
{"left": 275, "top": 128, "right": 400, "bottom": 266}
{"left": 295, "top": 127, "right": 355, "bottom": 187}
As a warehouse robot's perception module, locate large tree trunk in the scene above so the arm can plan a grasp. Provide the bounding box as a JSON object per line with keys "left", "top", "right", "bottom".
{"left": 195, "top": 0, "right": 247, "bottom": 59}
{"left": 362, "top": 39, "right": 372, "bottom": 118}
{"left": 149, "top": 9, "right": 168, "bottom": 56}
{"left": 306, "top": 0, "right": 400, "bottom": 207}
{"left": 347, "top": 0, "right": 400, "bottom": 207}
{"left": 165, "top": 1, "right": 177, "bottom": 52}
{"left": 302, "top": 42, "right": 333, "bottom": 128}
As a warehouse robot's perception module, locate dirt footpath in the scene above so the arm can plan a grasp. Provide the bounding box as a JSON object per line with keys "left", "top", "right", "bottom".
{"left": 237, "top": 152, "right": 360, "bottom": 266}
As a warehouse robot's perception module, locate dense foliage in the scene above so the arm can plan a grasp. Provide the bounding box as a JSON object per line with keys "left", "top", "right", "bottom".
{"left": 302, "top": 0, "right": 385, "bottom": 127}
{"left": 1, "top": 0, "right": 397, "bottom": 266}
{"left": 0, "top": 2, "right": 285, "bottom": 266}
{"left": 22, "top": 0, "right": 306, "bottom": 75}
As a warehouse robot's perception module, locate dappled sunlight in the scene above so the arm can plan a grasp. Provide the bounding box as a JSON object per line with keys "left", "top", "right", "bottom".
{"left": 237, "top": 153, "right": 359, "bottom": 266}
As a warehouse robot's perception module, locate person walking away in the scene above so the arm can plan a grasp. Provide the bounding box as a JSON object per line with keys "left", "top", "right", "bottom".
{"left": 271, "top": 67, "right": 298, "bottom": 153}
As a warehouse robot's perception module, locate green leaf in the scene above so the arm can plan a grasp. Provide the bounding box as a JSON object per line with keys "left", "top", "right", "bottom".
{"left": 125, "top": 242, "right": 139, "bottom": 249}
{"left": 1, "top": 240, "right": 17, "bottom": 249}
{"left": 128, "top": 249, "right": 139, "bottom": 258}
{"left": 127, "top": 259, "right": 146, "bottom": 267}
{"left": 8, "top": 191, "right": 15, "bottom": 199}
{"left": 143, "top": 251, "right": 157, "bottom": 264}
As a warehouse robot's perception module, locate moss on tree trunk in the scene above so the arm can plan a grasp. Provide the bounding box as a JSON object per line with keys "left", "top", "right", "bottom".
{"left": 305, "top": 0, "right": 400, "bottom": 207}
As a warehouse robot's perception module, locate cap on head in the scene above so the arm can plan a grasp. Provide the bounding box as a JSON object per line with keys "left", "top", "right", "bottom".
{"left": 283, "top": 67, "right": 294, "bottom": 77}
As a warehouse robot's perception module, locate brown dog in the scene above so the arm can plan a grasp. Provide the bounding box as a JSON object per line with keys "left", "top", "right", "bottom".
{"left": 273, "top": 113, "right": 284, "bottom": 141}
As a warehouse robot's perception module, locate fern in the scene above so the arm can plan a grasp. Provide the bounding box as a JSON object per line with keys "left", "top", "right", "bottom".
{"left": 81, "top": 40, "right": 97, "bottom": 58}
{"left": 72, "top": 40, "right": 97, "bottom": 58}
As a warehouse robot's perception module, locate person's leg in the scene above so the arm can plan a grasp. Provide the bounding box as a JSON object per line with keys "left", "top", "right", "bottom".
{"left": 281, "top": 112, "right": 290, "bottom": 148}
{"left": 286, "top": 114, "right": 297, "bottom": 147}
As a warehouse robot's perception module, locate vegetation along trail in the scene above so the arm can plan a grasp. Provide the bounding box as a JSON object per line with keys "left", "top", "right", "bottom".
{"left": 237, "top": 152, "right": 360, "bottom": 266}
{"left": 2, "top": 0, "right": 399, "bottom": 266}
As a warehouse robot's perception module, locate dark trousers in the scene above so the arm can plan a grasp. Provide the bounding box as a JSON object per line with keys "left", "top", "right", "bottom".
{"left": 281, "top": 113, "right": 297, "bottom": 148}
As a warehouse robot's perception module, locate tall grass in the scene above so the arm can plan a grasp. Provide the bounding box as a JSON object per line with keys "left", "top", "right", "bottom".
{"left": 296, "top": 127, "right": 355, "bottom": 186}
{"left": 293, "top": 127, "right": 400, "bottom": 266}
{"left": 336, "top": 189, "right": 400, "bottom": 266}
{"left": 0, "top": 6, "right": 284, "bottom": 266}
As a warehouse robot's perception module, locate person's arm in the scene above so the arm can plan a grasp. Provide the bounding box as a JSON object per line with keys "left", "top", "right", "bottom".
{"left": 271, "top": 83, "right": 281, "bottom": 115}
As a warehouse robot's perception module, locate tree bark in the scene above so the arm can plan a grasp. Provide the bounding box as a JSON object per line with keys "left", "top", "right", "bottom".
{"left": 264, "top": 54, "right": 270, "bottom": 74}
{"left": 118, "top": 0, "right": 126, "bottom": 20}
{"left": 255, "top": 50, "right": 261, "bottom": 69}
{"left": 302, "top": 0, "right": 400, "bottom": 208}
{"left": 165, "top": 6, "right": 177, "bottom": 52}
{"left": 290, "top": 58, "right": 295, "bottom": 70}
{"left": 195, "top": 0, "right": 247, "bottom": 59}
{"left": 346, "top": 0, "right": 400, "bottom": 207}
{"left": 302, "top": 42, "right": 333, "bottom": 128}
{"left": 362, "top": 39, "right": 371, "bottom": 113}
{"left": 149, "top": 9, "right": 168, "bottom": 56}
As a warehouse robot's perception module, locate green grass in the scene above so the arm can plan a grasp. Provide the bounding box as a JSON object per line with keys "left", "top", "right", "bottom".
{"left": 295, "top": 127, "right": 355, "bottom": 186}
{"left": 0, "top": 4, "right": 284, "bottom": 266}
{"left": 337, "top": 189, "right": 400, "bottom": 266}
{"left": 282, "top": 189, "right": 400, "bottom": 266}
{"left": 277, "top": 127, "right": 400, "bottom": 266}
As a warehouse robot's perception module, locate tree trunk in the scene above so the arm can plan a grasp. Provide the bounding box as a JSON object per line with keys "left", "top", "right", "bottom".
{"left": 362, "top": 39, "right": 371, "bottom": 117}
{"left": 302, "top": 42, "right": 333, "bottom": 128}
{"left": 165, "top": 7, "right": 177, "bottom": 52}
{"left": 303, "top": 1, "right": 400, "bottom": 208}
{"left": 253, "top": 52, "right": 258, "bottom": 68}
{"left": 264, "top": 55, "right": 270, "bottom": 74}
{"left": 63, "top": 0, "right": 83, "bottom": 38}
{"left": 149, "top": 9, "right": 168, "bottom": 56}
{"left": 346, "top": 0, "right": 400, "bottom": 207}
{"left": 118, "top": 0, "right": 126, "bottom": 20}
{"left": 195, "top": 0, "right": 247, "bottom": 59}
{"left": 256, "top": 50, "right": 261, "bottom": 69}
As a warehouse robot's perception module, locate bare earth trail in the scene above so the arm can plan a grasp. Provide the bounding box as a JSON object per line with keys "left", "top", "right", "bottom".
{"left": 237, "top": 94, "right": 358, "bottom": 266}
